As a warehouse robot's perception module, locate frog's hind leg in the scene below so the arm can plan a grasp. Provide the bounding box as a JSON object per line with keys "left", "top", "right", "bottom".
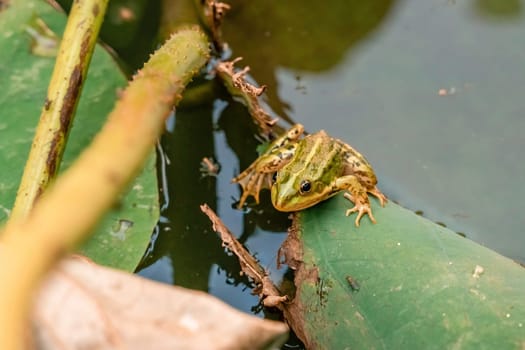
{"left": 334, "top": 175, "right": 376, "bottom": 227}
{"left": 269, "top": 124, "right": 304, "bottom": 151}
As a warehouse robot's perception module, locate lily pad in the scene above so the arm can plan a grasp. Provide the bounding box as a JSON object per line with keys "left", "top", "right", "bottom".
{"left": 0, "top": 0, "right": 158, "bottom": 271}
{"left": 292, "top": 195, "right": 525, "bottom": 349}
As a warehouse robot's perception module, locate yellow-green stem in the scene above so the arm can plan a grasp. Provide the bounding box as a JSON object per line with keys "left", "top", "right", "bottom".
{"left": 11, "top": 0, "right": 108, "bottom": 220}
{"left": 0, "top": 28, "right": 209, "bottom": 350}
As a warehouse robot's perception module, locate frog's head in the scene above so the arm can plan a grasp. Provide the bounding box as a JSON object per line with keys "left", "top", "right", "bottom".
{"left": 271, "top": 172, "right": 334, "bottom": 212}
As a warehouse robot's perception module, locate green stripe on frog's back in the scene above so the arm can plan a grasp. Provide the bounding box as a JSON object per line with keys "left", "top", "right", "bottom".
{"left": 284, "top": 131, "right": 346, "bottom": 188}
{"left": 272, "top": 130, "right": 349, "bottom": 211}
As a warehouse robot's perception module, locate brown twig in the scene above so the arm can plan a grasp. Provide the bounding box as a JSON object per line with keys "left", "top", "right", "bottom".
{"left": 200, "top": 204, "right": 316, "bottom": 346}
{"left": 200, "top": 204, "right": 287, "bottom": 307}
{"left": 215, "top": 57, "right": 278, "bottom": 136}
{"left": 199, "top": 0, "right": 230, "bottom": 51}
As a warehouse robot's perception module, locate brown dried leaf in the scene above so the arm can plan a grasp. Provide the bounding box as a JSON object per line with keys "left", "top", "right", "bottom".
{"left": 215, "top": 58, "right": 278, "bottom": 136}
{"left": 201, "top": 0, "right": 231, "bottom": 50}
{"left": 200, "top": 205, "right": 310, "bottom": 345}
{"left": 200, "top": 204, "right": 286, "bottom": 307}
{"left": 33, "top": 257, "right": 288, "bottom": 350}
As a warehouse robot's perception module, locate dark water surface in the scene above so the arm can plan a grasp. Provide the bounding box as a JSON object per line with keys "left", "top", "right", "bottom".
{"left": 131, "top": 0, "right": 525, "bottom": 316}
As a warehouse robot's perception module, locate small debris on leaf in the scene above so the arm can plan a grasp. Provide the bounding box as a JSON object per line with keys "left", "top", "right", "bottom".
{"left": 346, "top": 275, "right": 360, "bottom": 292}
{"left": 472, "top": 264, "right": 484, "bottom": 278}
{"left": 111, "top": 219, "right": 134, "bottom": 240}
{"left": 25, "top": 15, "right": 59, "bottom": 57}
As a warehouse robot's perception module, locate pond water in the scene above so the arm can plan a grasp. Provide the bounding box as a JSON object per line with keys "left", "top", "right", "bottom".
{"left": 137, "top": 0, "right": 525, "bottom": 321}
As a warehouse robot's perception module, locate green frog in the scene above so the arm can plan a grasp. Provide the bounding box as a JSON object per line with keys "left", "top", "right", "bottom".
{"left": 233, "top": 124, "right": 387, "bottom": 226}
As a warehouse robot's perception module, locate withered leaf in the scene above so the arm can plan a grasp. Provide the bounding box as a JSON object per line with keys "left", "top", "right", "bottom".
{"left": 33, "top": 257, "right": 288, "bottom": 350}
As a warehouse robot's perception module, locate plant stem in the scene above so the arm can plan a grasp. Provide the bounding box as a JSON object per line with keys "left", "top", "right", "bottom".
{"left": 0, "top": 27, "right": 209, "bottom": 350}
{"left": 11, "top": 0, "right": 108, "bottom": 220}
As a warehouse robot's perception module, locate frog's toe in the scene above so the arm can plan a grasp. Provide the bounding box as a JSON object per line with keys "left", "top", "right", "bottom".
{"left": 237, "top": 192, "right": 249, "bottom": 209}
{"left": 345, "top": 205, "right": 376, "bottom": 227}
{"left": 369, "top": 187, "right": 388, "bottom": 207}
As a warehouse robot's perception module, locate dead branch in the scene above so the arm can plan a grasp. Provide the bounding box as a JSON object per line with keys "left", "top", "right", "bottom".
{"left": 215, "top": 57, "right": 278, "bottom": 136}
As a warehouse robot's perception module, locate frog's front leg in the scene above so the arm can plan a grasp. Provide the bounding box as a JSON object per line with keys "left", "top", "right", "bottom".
{"left": 233, "top": 126, "right": 303, "bottom": 208}
{"left": 234, "top": 167, "right": 272, "bottom": 207}
{"left": 334, "top": 175, "right": 378, "bottom": 227}
{"left": 234, "top": 150, "right": 295, "bottom": 207}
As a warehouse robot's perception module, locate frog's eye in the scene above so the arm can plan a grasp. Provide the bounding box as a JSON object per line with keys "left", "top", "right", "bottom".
{"left": 272, "top": 172, "right": 278, "bottom": 183}
{"left": 299, "top": 180, "right": 311, "bottom": 194}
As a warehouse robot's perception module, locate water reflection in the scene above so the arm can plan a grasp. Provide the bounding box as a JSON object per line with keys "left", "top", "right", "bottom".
{"left": 136, "top": 100, "right": 246, "bottom": 291}
{"left": 473, "top": 0, "right": 522, "bottom": 18}
{"left": 137, "top": 0, "right": 402, "bottom": 314}
{"left": 57, "top": 0, "right": 162, "bottom": 73}
{"left": 131, "top": 0, "right": 525, "bottom": 325}
{"left": 222, "top": 0, "right": 397, "bottom": 122}
{"left": 134, "top": 90, "right": 298, "bottom": 328}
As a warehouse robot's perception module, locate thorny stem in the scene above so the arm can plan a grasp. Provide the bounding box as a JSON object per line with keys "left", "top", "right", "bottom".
{"left": 0, "top": 27, "right": 209, "bottom": 350}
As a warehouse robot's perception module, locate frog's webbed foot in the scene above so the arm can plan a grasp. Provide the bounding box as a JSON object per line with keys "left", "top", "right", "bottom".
{"left": 344, "top": 192, "right": 376, "bottom": 227}
{"left": 232, "top": 124, "right": 304, "bottom": 209}
{"left": 368, "top": 186, "right": 388, "bottom": 207}
{"left": 336, "top": 175, "right": 380, "bottom": 226}
{"left": 232, "top": 152, "right": 289, "bottom": 208}
{"left": 233, "top": 169, "right": 273, "bottom": 208}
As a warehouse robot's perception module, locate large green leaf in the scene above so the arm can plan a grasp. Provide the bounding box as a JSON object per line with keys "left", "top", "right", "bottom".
{"left": 0, "top": 0, "right": 158, "bottom": 271}
{"left": 294, "top": 195, "right": 525, "bottom": 349}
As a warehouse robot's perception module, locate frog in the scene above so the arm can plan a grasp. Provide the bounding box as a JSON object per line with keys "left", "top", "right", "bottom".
{"left": 232, "top": 124, "right": 387, "bottom": 226}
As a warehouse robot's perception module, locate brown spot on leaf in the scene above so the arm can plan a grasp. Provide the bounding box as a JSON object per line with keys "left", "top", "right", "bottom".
{"left": 278, "top": 218, "right": 304, "bottom": 271}
{"left": 277, "top": 213, "right": 319, "bottom": 349}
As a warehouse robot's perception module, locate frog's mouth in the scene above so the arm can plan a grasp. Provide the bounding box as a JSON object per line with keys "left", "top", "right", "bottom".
{"left": 271, "top": 185, "right": 335, "bottom": 212}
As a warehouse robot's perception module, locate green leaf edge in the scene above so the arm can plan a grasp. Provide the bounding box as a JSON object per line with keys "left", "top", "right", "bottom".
{"left": 294, "top": 194, "right": 525, "bottom": 349}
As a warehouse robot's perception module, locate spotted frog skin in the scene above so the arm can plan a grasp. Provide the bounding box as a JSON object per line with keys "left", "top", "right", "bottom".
{"left": 233, "top": 124, "right": 387, "bottom": 226}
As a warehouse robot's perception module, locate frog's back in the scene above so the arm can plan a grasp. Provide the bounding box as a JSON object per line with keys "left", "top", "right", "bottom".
{"left": 285, "top": 130, "right": 346, "bottom": 182}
